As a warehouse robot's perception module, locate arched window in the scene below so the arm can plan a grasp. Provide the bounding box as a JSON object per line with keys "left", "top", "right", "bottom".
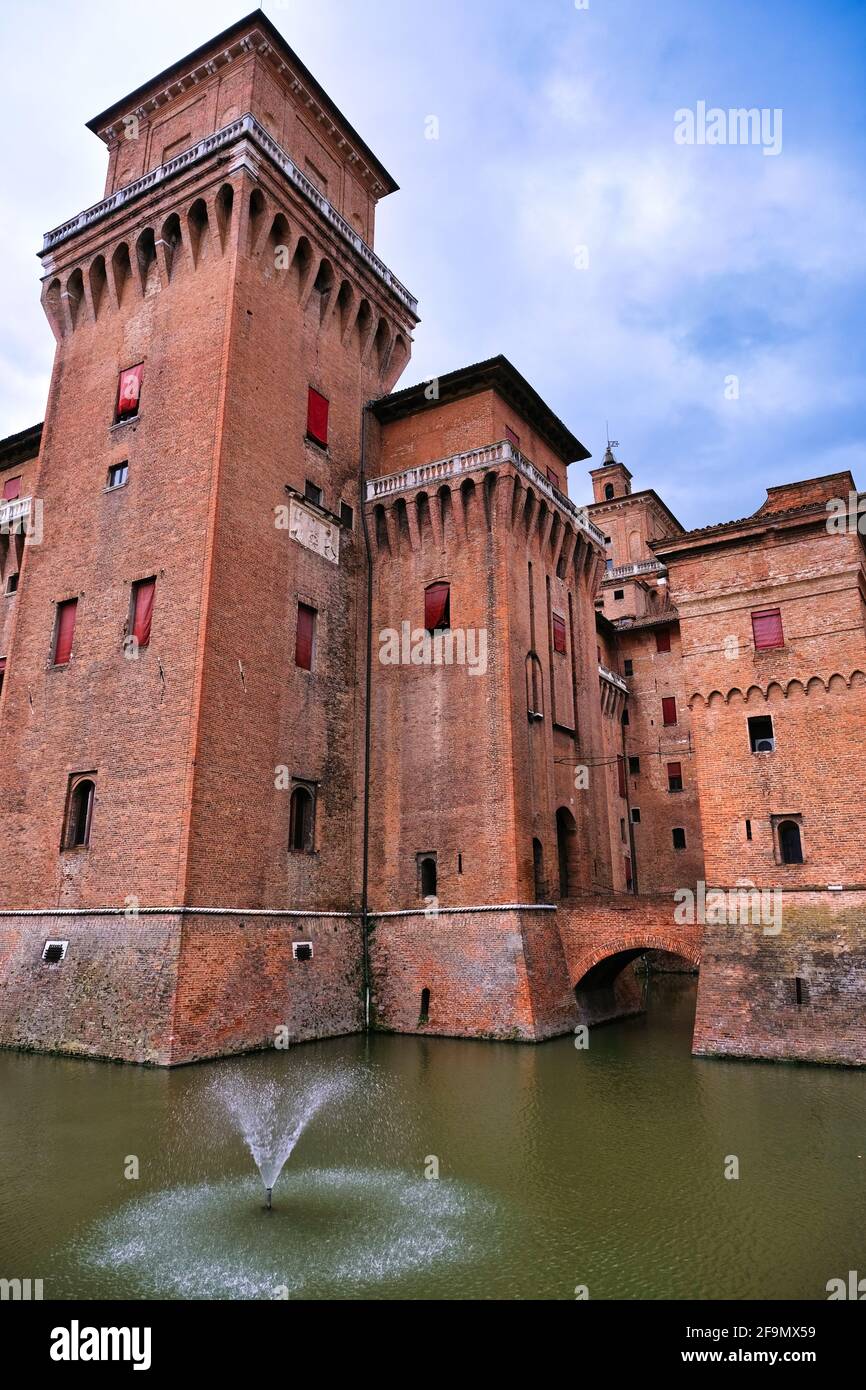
{"left": 289, "top": 784, "right": 314, "bottom": 852}
{"left": 555, "top": 807, "right": 578, "bottom": 898}
{"left": 779, "top": 820, "right": 803, "bottom": 864}
{"left": 419, "top": 855, "right": 437, "bottom": 897}
{"left": 63, "top": 776, "right": 95, "bottom": 849}
{"left": 604, "top": 482, "right": 615, "bottom": 500}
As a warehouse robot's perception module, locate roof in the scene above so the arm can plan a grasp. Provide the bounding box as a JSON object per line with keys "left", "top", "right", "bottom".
{"left": 652, "top": 470, "right": 860, "bottom": 555}
{"left": 371, "top": 355, "right": 591, "bottom": 465}
{"left": 86, "top": 9, "right": 399, "bottom": 195}
{"left": 588, "top": 486, "right": 686, "bottom": 537}
{"left": 0, "top": 422, "right": 43, "bottom": 471}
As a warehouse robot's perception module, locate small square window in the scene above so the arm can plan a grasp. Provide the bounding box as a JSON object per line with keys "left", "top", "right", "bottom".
{"left": 672, "top": 827, "right": 686, "bottom": 850}
{"left": 42, "top": 940, "right": 68, "bottom": 963}
{"left": 6, "top": 573, "right": 19, "bottom": 595}
{"left": 107, "top": 462, "right": 128, "bottom": 489}
{"left": 631, "top": 807, "right": 641, "bottom": 823}
{"left": 623, "top": 659, "right": 633, "bottom": 677}
{"left": 546, "top": 467, "right": 560, "bottom": 490}
{"left": 304, "top": 480, "right": 323, "bottom": 506}
{"left": 752, "top": 607, "right": 784, "bottom": 651}
{"left": 656, "top": 628, "right": 671, "bottom": 653}
{"left": 667, "top": 761, "right": 683, "bottom": 792}
{"left": 605, "top": 559, "right": 614, "bottom": 573}
{"left": 662, "top": 696, "right": 677, "bottom": 726}
{"left": 3, "top": 476, "right": 21, "bottom": 501}
{"left": 340, "top": 501, "right": 354, "bottom": 530}
{"left": 628, "top": 756, "right": 640, "bottom": 775}
{"left": 613, "top": 589, "right": 624, "bottom": 600}
{"left": 292, "top": 941, "right": 313, "bottom": 962}
{"left": 505, "top": 425, "right": 520, "bottom": 449}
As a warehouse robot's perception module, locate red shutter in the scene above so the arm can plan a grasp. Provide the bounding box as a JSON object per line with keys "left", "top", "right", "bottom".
{"left": 3, "top": 476, "right": 21, "bottom": 501}
{"left": 662, "top": 696, "right": 677, "bottom": 725}
{"left": 547, "top": 467, "right": 560, "bottom": 490}
{"left": 668, "top": 761, "right": 682, "bottom": 779}
{"left": 552, "top": 613, "right": 567, "bottom": 653}
{"left": 656, "top": 628, "right": 671, "bottom": 653}
{"left": 295, "top": 603, "right": 315, "bottom": 670}
{"left": 307, "top": 388, "right": 329, "bottom": 445}
{"left": 54, "top": 599, "right": 77, "bottom": 665}
{"left": 424, "top": 582, "right": 450, "bottom": 631}
{"left": 751, "top": 608, "right": 783, "bottom": 650}
{"left": 617, "top": 754, "right": 626, "bottom": 797}
{"left": 117, "top": 364, "right": 143, "bottom": 419}
{"left": 624, "top": 855, "right": 633, "bottom": 890}
{"left": 505, "top": 426, "right": 520, "bottom": 448}
{"left": 132, "top": 578, "right": 155, "bottom": 648}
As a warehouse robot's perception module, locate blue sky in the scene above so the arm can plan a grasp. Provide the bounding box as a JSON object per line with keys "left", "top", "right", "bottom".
{"left": 1, "top": 0, "right": 864, "bottom": 526}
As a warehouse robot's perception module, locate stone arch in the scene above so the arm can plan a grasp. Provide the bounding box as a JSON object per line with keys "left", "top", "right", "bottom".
{"left": 312, "top": 257, "right": 335, "bottom": 324}
{"left": 291, "top": 235, "right": 314, "bottom": 300}
{"left": 247, "top": 187, "right": 268, "bottom": 254}
{"left": 390, "top": 332, "right": 410, "bottom": 382}
{"left": 460, "top": 476, "right": 478, "bottom": 531}
{"left": 265, "top": 213, "right": 291, "bottom": 278}
{"left": 42, "top": 277, "right": 64, "bottom": 339}
{"left": 570, "top": 932, "right": 701, "bottom": 1028}
{"left": 415, "top": 491, "right": 431, "bottom": 543}
{"left": 373, "top": 315, "right": 392, "bottom": 372}
{"left": 135, "top": 227, "right": 158, "bottom": 294}
{"left": 186, "top": 198, "right": 210, "bottom": 266}
{"left": 353, "top": 297, "right": 374, "bottom": 357}
{"left": 111, "top": 242, "right": 133, "bottom": 306}
{"left": 215, "top": 182, "right": 234, "bottom": 251}
{"left": 336, "top": 277, "right": 354, "bottom": 337}
{"left": 88, "top": 255, "right": 107, "bottom": 318}
{"left": 438, "top": 485, "right": 454, "bottom": 545}
{"left": 159, "top": 213, "right": 183, "bottom": 280}
{"left": 65, "top": 267, "right": 85, "bottom": 329}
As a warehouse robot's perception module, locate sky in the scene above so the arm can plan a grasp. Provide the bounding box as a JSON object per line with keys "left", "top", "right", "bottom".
{"left": 0, "top": 0, "right": 864, "bottom": 526}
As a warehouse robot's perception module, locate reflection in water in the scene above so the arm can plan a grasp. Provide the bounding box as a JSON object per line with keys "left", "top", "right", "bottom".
{"left": 1, "top": 976, "right": 864, "bottom": 1300}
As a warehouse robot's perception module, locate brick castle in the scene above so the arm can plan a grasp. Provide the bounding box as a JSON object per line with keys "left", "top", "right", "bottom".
{"left": 0, "top": 11, "right": 863, "bottom": 1066}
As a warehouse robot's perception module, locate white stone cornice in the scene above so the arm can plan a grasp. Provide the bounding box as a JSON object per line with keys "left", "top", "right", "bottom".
{"left": 40, "top": 113, "right": 418, "bottom": 318}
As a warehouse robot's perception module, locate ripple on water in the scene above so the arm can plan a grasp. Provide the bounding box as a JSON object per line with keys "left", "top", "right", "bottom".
{"left": 74, "top": 1168, "right": 498, "bottom": 1299}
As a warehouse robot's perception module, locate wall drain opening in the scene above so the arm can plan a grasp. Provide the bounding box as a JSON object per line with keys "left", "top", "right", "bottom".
{"left": 293, "top": 942, "right": 313, "bottom": 961}
{"left": 42, "top": 940, "right": 68, "bottom": 964}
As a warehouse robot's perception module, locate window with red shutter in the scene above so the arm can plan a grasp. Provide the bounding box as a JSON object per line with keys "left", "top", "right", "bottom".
{"left": 667, "top": 761, "right": 683, "bottom": 791}
{"left": 3, "top": 476, "right": 21, "bottom": 501}
{"left": 116, "top": 364, "right": 143, "bottom": 421}
{"left": 307, "top": 388, "right": 329, "bottom": 446}
{"left": 505, "top": 426, "right": 520, "bottom": 448}
{"left": 295, "top": 602, "right": 316, "bottom": 670}
{"left": 662, "top": 696, "right": 677, "bottom": 726}
{"left": 131, "top": 577, "right": 156, "bottom": 649}
{"left": 624, "top": 855, "right": 633, "bottom": 890}
{"left": 552, "top": 613, "right": 566, "bottom": 654}
{"left": 751, "top": 608, "right": 784, "bottom": 650}
{"left": 424, "top": 581, "right": 450, "bottom": 632}
{"left": 53, "top": 599, "right": 77, "bottom": 665}
{"left": 656, "top": 628, "right": 671, "bottom": 653}
{"left": 547, "top": 467, "right": 560, "bottom": 490}
{"left": 617, "top": 755, "right": 626, "bottom": 797}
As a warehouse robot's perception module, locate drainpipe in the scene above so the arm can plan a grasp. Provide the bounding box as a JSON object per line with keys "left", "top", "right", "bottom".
{"left": 359, "top": 400, "right": 376, "bottom": 1028}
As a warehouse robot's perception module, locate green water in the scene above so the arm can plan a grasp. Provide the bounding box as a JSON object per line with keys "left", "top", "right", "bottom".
{"left": 0, "top": 977, "right": 863, "bottom": 1300}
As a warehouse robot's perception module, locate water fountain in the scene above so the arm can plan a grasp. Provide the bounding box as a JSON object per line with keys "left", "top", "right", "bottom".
{"left": 215, "top": 1067, "right": 353, "bottom": 1210}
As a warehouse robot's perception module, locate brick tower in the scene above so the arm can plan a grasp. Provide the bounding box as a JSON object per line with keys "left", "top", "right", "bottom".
{"left": 0, "top": 11, "right": 417, "bottom": 1061}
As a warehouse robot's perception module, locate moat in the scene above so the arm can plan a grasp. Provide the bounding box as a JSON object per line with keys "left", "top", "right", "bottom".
{"left": 1, "top": 977, "right": 863, "bottom": 1301}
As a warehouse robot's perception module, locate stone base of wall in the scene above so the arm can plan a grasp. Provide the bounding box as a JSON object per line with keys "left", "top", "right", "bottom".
{"left": 692, "top": 893, "right": 866, "bottom": 1066}
{"left": 0, "top": 910, "right": 364, "bottom": 1065}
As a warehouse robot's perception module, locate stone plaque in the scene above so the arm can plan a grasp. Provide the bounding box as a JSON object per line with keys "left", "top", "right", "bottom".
{"left": 288, "top": 498, "right": 339, "bottom": 564}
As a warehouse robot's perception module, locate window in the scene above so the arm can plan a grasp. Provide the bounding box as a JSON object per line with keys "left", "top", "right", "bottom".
{"left": 621, "top": 708, "right": 629, "bottom": 726}
{"left": 628, "top": 756, "right": 640, "bottom": 775}
{"left": 624, "top": 855, "right": 633, "bottom": 890}
{"left": 661, "top": 696, "right": 677, "bottom": 726}
{"left": 604, "top": 536, "right": 612, "bottom": 546}
{"left": 304, "top": 480, "right": 323, "bottom": 506}
{"left": 605, "top": 559, "right": 614, "bottom": 573}
{"left": 778, "top": 819, "right": 803, "bottom": 864}
{"left": 52, "top": 598, "right": 78, "bottom": 666}
{"left": 552, "top": 613, "right": 567, "bottom": 654}
{"left": 340, "top": 501, "right": 354, "bottom": 530}
{"left": 418, "top": 854, "right": 437, "bottom": 898}
{"left": 620, "top": 817, "right": 626, "bottom": 842}
{"left": 107, "top": 462, "right": 128, "bottom": 489}
{"left": 547, "top": 467, "right": 560, "bottom": 490}
{"left": 0, "top": 656, "right": 5, "bottom": 697}
{"left": 667, "top": 761, "right": 683, "bottom": 792}
{"left": 790, "top": 976, "right": 810, "bottom": 1008}
{"left": 419, "top": 987, "right": 431, "bottom": 1023}
{"left": 748, "top": 715, "right": 775, "bottom": 753}
{"left": 292, "top": 942, "right": 313, "bottom": 962}
{"left": 289, "top": 783, "right": 315, "bottom": 851}
{"left": 505, "top": 425, "right": 520, "bottom": 449}
{"left": 745, "top": 819, "right": 753, "bottom": 841}
{"left": 295, "top": 602, "right": 316, "bottom": 671}
{"left": 115, "top": 364, "right": 143, "bottom": 422}
{"left": 656, "top": 628, "right": 671, "bottom": 653}
{"left": 42, "top": 940, "right": 68, "bottom": 964}
{"left": 6, "top": 573, "right": 18, "bottom": 595}
{"left": 617, "top": 755, "right": 626, "bottom": 797}
{"left": 672, "top": 827, "right": 686, "bottom": 850}
{"left": 130, "top": 578, "right": 155, "bottom": 650}
{"left": 306, "top": 387, "right": 329, "bottom": 446}
{"left": 3, "top": 476, "right": 21, "bottom": 501}
{"left": 604, "top": 483, "right": 615, "bottom": 500}
{"left": 424, "top": 581, "right": 450, "bottom": 633}
{"left": 613, "top": 589, "right": 624, "bottom": 600}
{"left": 631, "top": 807, "right": 641, "bottom": 823}
{"left": 62, "top": 773, "right": 95, "bottom": 850}
{"left": 752, "top": 607, "right": 784, "bottom": 651}
{"left": 623, "top": 659, "right": 633, "bottom": 677}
